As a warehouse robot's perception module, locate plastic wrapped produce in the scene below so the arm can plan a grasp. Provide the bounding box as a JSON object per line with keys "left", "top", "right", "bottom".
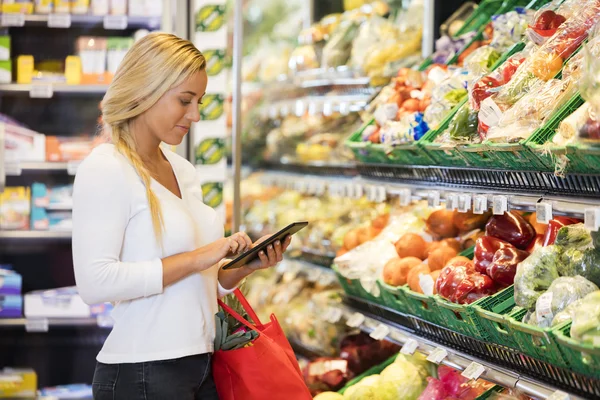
{"left": 436, "top": 258, "right": 497, "bottom": 304}
{"left": 570, "top": 290, "right": 600, "bottom": 344}
{"left": 322, "top": 20, "right": 360, "bottom": 68}
{"left": 551, "top": 298, "right": 584, "bottom": 326}
{"left": 514, "top": 246, "right": 561, "bottom": 310}
{"left": 533, "top": 276, "right": 598, "bottom": 328}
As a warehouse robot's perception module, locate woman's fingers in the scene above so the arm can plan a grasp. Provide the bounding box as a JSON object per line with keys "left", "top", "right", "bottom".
{"left": 274, "top": 241, "right": 283, "bottom": 262}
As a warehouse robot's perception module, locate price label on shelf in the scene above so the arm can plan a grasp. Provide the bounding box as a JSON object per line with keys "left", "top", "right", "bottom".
{"left": 1, "top": 13, "right": 25, "bottom": 27}
{"left": 546, "top": 391, "right": 570, "bottom": 400}
{"left": 30, "top": 84, "right": 53, "bottom": 99}
{"left": 67, "top": 161, "right": 81, "bottom": 176}
{"left": 279, "top": 103, "right": 290, "bottom": 117}
{"left": 323, "top": 307, "right": 343, "bottom": 324}
{"left": 25, "top": 318, "right": 49, "bottom": 333}
{"left": 346, "top": 313, "right": 365, "bottom": 328}
{"left": 375, "top": 186, "right": 386, "bottom": 203}
{"left": 339, "top": 102, "right": 350, "bottom": 115}
{"left": 295, "top": 100, "right": 306, "bottom": 116}
{"left": 473, "top": 195, "right": 488, "bottom": 214}
{"left": 426, "top": 347, "right": 448, "bottom": 364}
{"left": 492, "top": 195, "right": 508, "bottom": 215}
{"left": 48, "top": 13, "right": 72, "bottom": 28}
{"left": 366, "top": 186, "right": 376, "bottom": 202}
{"left": 352, "top": 184, "right": 363, "bottom": 199}
{"left": 536, "top": 202, "right": 552, "bottom": 224}
{"left": 428, "top": 191, "right": 440, "bottom": 207}
{"left": 446, "top": 193, "right": 457, "bottom": 210}
{"left": 584, "top": 208, "right": 600, "bottom": 231}
{"left": 103, "top": 15, "right": 128, "bottom": 30}
{"left": 400, "top": 338, "right": 418, "bottom": 355}
{"left": 4, "top": 162, "right": 22, "bottom": 176}
{"left": 461, "top": 362, "right": 485, "bottom": 381}
{"left": 399, "top": 188, "right": 412, "bottom": 206}
{"left": 322, "top": 101, "right": 333, "bottom": 116}
{"left": 458, "top": 194, "right": 472, "bottom": 213}
{"left": 344, "top": 183, "right": 355, "bottom": 199}
{"left": 369, "top": 324, "right": 390, "bottom": 340}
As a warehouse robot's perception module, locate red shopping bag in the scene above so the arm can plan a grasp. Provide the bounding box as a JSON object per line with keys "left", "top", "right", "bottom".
{"left": 212, "top": 289, "right": 312, "bottom": 400}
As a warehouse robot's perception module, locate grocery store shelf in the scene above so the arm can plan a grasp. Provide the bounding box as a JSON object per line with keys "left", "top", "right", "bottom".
{"left": 0, "top": 13, "right": 161, "bottom": 29}
{"left": 289, "top": 338, "right": 330, "bottom": 359}
{"left": 259, "top": 160, "right": 358, "bottom": 178}
{"left": 260, "top": 94, "right": 373, "bottom": 118}
{"left": 0, "top": 317, "right": 112, "bottom": 331}
{"left": 0, "top": 231, "right": 71, "bottom": 240}
{"left": 0, "top": 83, "right": 108, "bottom": 94}
{"left": 333, "top": 297, "right": 593, "bottom": 400}
{"left": 4, "top": 161, "right": 79, "bottom": 176}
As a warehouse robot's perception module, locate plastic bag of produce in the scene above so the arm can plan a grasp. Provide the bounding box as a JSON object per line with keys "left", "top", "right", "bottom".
{"left": 322, "top": 20, "right": 360, "bottom": 68}
{"left": 551, "top": 297, "right": 584, "bottom": 326}
{"left": 576, "top": 34, "right": 600, "bottom": 143}
{"left": 533, "top": 276, "right": 598, "bottom": 328}
{"left": 570, "top": 290, "right": 600, "bottom": 344}
{"left": 514, "top": 246, "right": 561, "bottom": 310}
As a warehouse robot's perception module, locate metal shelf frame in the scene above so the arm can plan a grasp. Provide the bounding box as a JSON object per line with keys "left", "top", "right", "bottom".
{"left": 0, "top": 14, "right": 161, "bottom": 29}
{"left": 0, "top": 83, "right": 108, "bottom": 94}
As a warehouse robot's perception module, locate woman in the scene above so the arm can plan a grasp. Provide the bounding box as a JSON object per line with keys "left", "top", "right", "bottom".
{"left": 72, "top": 32, "right": 290, "bottom": 400}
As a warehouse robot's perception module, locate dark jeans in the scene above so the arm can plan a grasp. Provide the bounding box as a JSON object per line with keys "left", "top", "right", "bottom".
{"left": 92, "top": 353, "right": 219, "bottom": 400}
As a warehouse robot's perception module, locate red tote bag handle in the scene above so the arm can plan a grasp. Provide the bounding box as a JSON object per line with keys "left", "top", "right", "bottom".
{"left": 217, "top": 299, "right": 259, "bottom": 333}
{"left": 232, "top": 289, "right": 261, "bottom": 325}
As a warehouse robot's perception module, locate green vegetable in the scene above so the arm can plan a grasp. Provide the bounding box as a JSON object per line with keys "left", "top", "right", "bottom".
{"left": 495, "top": 71, "right": 539, "bottom": 106}
{"left": 443, "top": 88, "right": 468, "bottom": 106}
{"left": 214, "top": 314, "right": 223, "bottom": 351}
{"left": 448, "top": 105, "right": 478, "bottom": 141}
{"left": 514, "top": 246, "right": 561, "bottom": 309}
{"left": 555, "top": 223, "right": 592, "bottom": 250}
{"left": 559, "top": 248, "right": 600, "bottom": 287}
{"left": 552, "top": 298, "right": 584, "bottom": 326}
{"left": 570, "top": 291, "right": 600, "bottom": 345}
{"left": 591, "top": 229, "right": 600, "bottom": 249}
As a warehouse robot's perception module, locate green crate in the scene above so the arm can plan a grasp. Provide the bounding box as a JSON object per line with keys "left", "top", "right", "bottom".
{"left": 338, "top": 354, "right": 398, "bottom": 394}
{"left": 453, "top": 0, "right": 506, "bottom": 37}
{"left": 527, "top": 93, "right": 586, "bottom": 172}
{"left": 566, "top": 143, "right": 600, "bottom": 174}
{"left": 507, "top": 308, "right": 570, "bottom": 368}
{"left": 388, "top": 142, "right": 436, "bottom": 166}
{"left": 332, "top": 264, "right": 384, "bottom": 305}
{"left": 472, "top": 286, "right": 520, "bottom": 349}
{"left": 418, "top": 56, "right": 433, "bottom": 72}
{"left": 554, "top": 323, "right": 600, "bottom": 378}
{"left": 345, "top": 119, "right": 389, "bottom": 164}
{"left": 402, "top": 286, "right": 446, "bottom": 325}
{"left": 434, "top": 296, "right": 488, "bottom": 339}
{"left": 378, "top": 280, "right": 411, "bottom": 314}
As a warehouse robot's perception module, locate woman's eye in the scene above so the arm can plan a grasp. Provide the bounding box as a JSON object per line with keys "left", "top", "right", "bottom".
{"left": 180, "top": 100, "right": 191, "bottom": 106}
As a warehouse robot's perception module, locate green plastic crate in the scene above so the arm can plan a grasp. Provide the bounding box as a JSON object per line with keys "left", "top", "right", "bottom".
{"left": 453, "top": 0, "right": 506, "bottom": 37}
{"left": 554, "top": 323, "right": 600, "bottom": 378}
{"left": 507, "top": 308, "right": 570, "bottom": 368}
{"left": 471, "top": 286, "right": 520, "bottom": 349}
{"left": 388, "top": 142, "right": 436, "bottom": 166}
{"left": 402, "top": 286, "right": 446, "bottom": 325}
{"left": 378, "top": 280, "right": 411, "bottom": 314}
{"left": 434, "top": 296, "right": 488, "bottom": 339}
{"left": 566, "top": 142, "right": 600, "bottom": 174}
{"left": 345, "top": 119, "right": 389, "bottom": 164}
{"left": 527, "top": 93, "right": 586, "bottom": 172}
{"left": 332, "top": 264, "right": 385, "bottom": 305}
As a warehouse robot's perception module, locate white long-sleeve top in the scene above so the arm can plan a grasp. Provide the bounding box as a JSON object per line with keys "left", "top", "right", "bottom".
{"left": 72, "top": 143, "right": 232, "bottom": 364}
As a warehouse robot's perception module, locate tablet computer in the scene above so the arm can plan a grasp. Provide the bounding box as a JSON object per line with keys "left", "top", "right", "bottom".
{"left": 221, "top": 222, "right": 309, "bottom": 270}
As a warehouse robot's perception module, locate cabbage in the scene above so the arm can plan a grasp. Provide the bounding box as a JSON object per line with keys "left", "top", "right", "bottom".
{"left": 314, "top": 392, "right": 344, "bottom": 400}
{"left": 343, "top": 375, "right": 380, "bottom": 400}
{"left": 379, "top": 362, "right": 428, "bottom": 400}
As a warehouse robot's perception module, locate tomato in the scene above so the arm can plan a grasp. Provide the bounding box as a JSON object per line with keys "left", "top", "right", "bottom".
{"left": 471, "top": 76, "right": 501, "bottom": 109}
{"left": 501, "top": 57, "right": 525, "bottom": 84}
{"left": 549, "top": 14, "right": 566, "bottom": 30}
{"left": 534, "top": 10, "right": 556, "bottom": 30}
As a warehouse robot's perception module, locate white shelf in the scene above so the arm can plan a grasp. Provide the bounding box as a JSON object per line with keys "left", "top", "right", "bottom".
{"left": 0, "top": 13, "right": 160, "bottom": 29}
{"left": 0, "top": 231, "right": 71, "bottom": 240}
{"left": 0, "top": 83, "right": 108, "bottom": 94}
{"left": 0, "top": 317, "right": 112, "bottom": 330}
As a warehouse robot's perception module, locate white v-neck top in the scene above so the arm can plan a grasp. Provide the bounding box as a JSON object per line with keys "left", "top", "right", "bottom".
{"left": 72, "top": 143, "right": 232, "bottom": 364}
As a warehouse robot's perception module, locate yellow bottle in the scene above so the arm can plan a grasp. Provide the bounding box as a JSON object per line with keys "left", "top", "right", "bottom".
{"left": 17, "top": 55, "right": 34, "bottom": 84}
{"left": 65, "top": 55, "right": 82, "bottom": 85}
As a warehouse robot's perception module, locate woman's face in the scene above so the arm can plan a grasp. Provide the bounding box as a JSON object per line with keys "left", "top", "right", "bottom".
{"left": 138, "top": 69, "right": 208, "bottom": 146}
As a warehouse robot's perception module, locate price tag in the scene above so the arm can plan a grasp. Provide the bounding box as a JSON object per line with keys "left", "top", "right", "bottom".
{"left": 585, "top": 208, "right": 600, "bottom": 231}
{"left": 345, "top": 183, "right": 355, "bottom": 199}
{"left": 346, "top": 313, "right": 365, "bottom": 328}
{"left": 546, "top": 391, "right": 570, "bottom": 400}
{"left": 25, "top": 318, "right": 49, "bottom": 333}
{"left": 458, "top": 194, "right": 471, "bottom": 213}
{"left": 48, "top": 13, "right": 71, "bottom": 28}
{"left": 280, "top": 103, "right": 290, "bottom": 117}
{"left": 492, "top": 195, "right": 508, "bottom": 215}
{"left": 428, "top": 191, "right": 440, "bottom": 207}
{"left": 67, "top": 161, "right": 81, "bottom": 176}
{"left": 446, "top": 193, "right": 457, "bottom": 210}
{"left": 96, "top": 314, "right": 114, "bottom": 328}
{"left": 4, "top": 162, "right": 22, "bottom": 176}
{"left": 375, "top": 186, "right": 386, "bottom": 203}
{"left": 366, "top": 186, "right": 377, "bottom": 202}
{"left": 536, "top": 202, "right": 552, "bottom": 224}
{"left": 399, "top": 188, "right": 412, "bottom": 206}
{"left": 369, "top": 324, "right": 390, "bottom": 340}
{"left": 419, "top": 274, "right": 435, "bottom": 296}
{"left": 461, "top": 362, "right": 485, "bottom": 381}
{"left": 324, "top": 307, "right": 343, "bottom": 323}
{"left": 473, "top": 195, "right": 488, "bottom": 215}
{"left": 103, "top": 15, "right": 128, "bottom": 30}
{"left": 323, "top": 101, "right": 333, "bottom": 116}
{"left": 400, "top": 338, "right": 419, "bottom": 355}
{"left": 306, "top": 268, "right": 322, "bottom": 283}
{"left": 426, "top": 347, "right": 448, "bottom": 364}
{"left": 1, "top": 13, "right": 25, "bottom": 27}
{"left": 30, "top": 84, "right": 53, "bottom": 99}
{"left": 295, "top": 100, "right": 306, "bottom": 116}
{"left": 339, "top": 102, "right": 350, "bottom": 115}
{"left": 536, "top": 291, "right": 554, "bottom": 324}
{"left": 353, "top": 184, "right": 363, "bottom": 199}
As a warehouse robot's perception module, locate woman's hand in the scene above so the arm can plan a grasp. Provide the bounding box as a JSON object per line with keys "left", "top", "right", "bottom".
{"left": 192, "top": 232, "right": 253, "bottom": 272}
{"left": 242, "top": 235, "right": 292, "bottom": 272}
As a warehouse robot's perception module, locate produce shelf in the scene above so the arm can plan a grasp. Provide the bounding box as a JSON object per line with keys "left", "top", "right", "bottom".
{"left": 338, "top": 296, "right": 597, "bottom": 399}
{"left": 0, "top": 83, "right": 108, "bottom": 95}
{"left": 0, "top": 231, "right": 72, "bottom": 240}
{"left": 0, "top": 317, "right": 113, "bottom": 330}
{"left": 0, "top": 14, "right": 161, "bottom": 29}
{"left": 259, "top": 160, "right": 359, "bottom": 178}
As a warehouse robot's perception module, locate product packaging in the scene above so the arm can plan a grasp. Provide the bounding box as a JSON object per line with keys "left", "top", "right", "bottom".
{"left": 70, "top": 0, "right": 90, "bottom": 14}
{"left": 0, "top": 296, "right": 22, "bottom": 318}
{"left": 91, "top": 0, "right": 108, "bottom": 15}
{"left": 0, "top": 369, "right": 37, "bottom": 398}
{"left": 3, "top": 119, "right": 46, "bottom": 163}
{"left": 1, "top": 1, "right": 35, "bottom": 14}
{"left": 53, "top": 0, "right": 69, "bottom": 13}
{"left": 0, "top": 187, "right": 31, "bottom": 231}
{"left": 0, "top": 268, "right": 22, "bottom": 296}
{"left": 110, "top": 0, "right": 126, "bottom": 15}
{"left": 0, "top": 36, "right": 11, "bottom": 61}
{"left": 45, "top": 135, "right": 97, "bottom": 162}
{"left": 16, "top": 55, "right": 34, "bottom": 84}
{"left": 76, "top": 37, "right": 108, "bottom": 84}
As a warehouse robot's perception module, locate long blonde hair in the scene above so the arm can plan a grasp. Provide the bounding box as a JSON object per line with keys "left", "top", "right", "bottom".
{"left": 101, "top": 32, "right": 206, "bottom": 243}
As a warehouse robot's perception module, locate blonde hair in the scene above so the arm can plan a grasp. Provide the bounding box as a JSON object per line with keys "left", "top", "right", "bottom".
{"left": 101, "top": 32, "right": 206, "bottom": 243}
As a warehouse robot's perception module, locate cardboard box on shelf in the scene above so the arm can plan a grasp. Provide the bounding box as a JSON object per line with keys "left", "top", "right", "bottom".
{"left": 0, "top": 187, "right": 31, "bottom": 231}
{"left": 71, "top": 0, "right": 90, "bottom": 14}
{"left": 16, "top": 55, "right": 34, "bottom": 84}
{"left": 0, "top": 268, "right": 22, "bottom": 296}
{"left": 0, "top": 295, "right": 23, "bottom": 318}
{"left": 24, "top": 287, "right": 90, "bottom": 318}
{"left": 0, "top": 61, "right": 11, "bottom": 84}
{"left": 0, "top": 369, "right": 37, "bottom": 398}
{"left": 91, "top": 0, "right": 109, "bottom": 15}
{"left": 45, "top": 136, "right": 96, "bottom": 162}
{"left": 3, "top": 122, "right": 46, "bottom": 162}
{"left": 1, "top": 2, "right": 35, "bottom": 14}
{"left": 0, "top": 37, "right": 11, "bottom": 61}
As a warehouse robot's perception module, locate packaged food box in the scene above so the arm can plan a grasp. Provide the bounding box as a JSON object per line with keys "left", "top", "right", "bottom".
{"left": 0, "top": 268, "right": 22, "bottom": 296}
{"left": 0, "top": 187, "right": 31, "bottom": 231}
{"left": 0, "top": 295, "right": 22, "bottom": 318}
{"left": 0, "top": 368, "right": 37, "bottom": 398}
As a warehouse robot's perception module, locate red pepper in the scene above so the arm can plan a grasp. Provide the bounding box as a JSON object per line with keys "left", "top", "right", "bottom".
{"left": 526, "top": 234, "right": 545, "bottom": 253}
{"left": 473, "top": 236, "right": 514, "bottom": 274}
{"left": 471, "top": 76, "right": 501, "bottom": 110}
{"left": 501, "top": 57, "right": 525, "bottom": 84}
{"left": 486, "top": 246, "right": 529, "bottom": 287}
{"left": 436, "top": 262, "right": 496, "bottom": 304}
{"left": 542, "top": 216, "right": 581, "bottom": 246}
{"left": 485, "top": 211, "right": 536, "bottom": 250}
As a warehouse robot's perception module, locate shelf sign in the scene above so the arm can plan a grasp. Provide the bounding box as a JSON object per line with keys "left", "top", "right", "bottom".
{"left": 492, "top": 195, "right": 508, "bottom": 215}
{"left": 400, "top": 338, "right": 418, "bottom": 355}
{"left": 584, "top": 208, "right": 600, "bottom": 231}
{"left": 473, "top": 195, "right": 488, "bottom": 214}
{"left": 1, "top": 13, "right": 25, "bottom": 27}
{"left": 547, "top": 391, "right": 570, "bottom": 400}
{"left": 48, "top": 13, "right": 72, "bottom": 28}
{"left": 369, "top": 324, "right": 390, "bottom": 340}
{"left": 103, "top": 15, "right": 127, "bottom": 30}
{"left": 446, "top": 193, "right": 458, "bottom": 211}
{"left": 346, "top": 312, "right": 365, "bottom": 328}
{"left": 426, "top": 347, "right": 448, "bottom": 364}
{"left": 4, "top": 162, "right": 21, "bottom": 176}
{"left": 30, "top": 84, "right": 53, "bottom": 99}
{"left": 399, "top": 188, "right": 412, "bottom": 206}
{"left": 428, "top": 191, "right": 440, "bottom": 207}
{"left": 536, "top": 202, "right": 552, "bottom": 224}
{"left": 25, "top": 318, "right": 49, "bottom": 333}
{"left": 461, "top": 362, "right": 485, "bottom": 381}
{"left": 458, "top": 194, "right": 471, "bottom": 213}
